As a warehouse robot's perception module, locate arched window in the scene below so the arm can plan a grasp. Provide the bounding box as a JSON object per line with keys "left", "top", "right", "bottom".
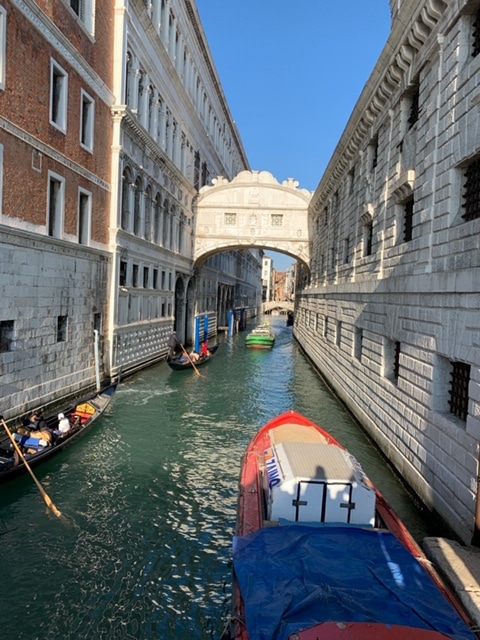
{"left": 162, "top": 198, "right": 169, "bottom": 247}
{"left": 121, "top": 168, "right": 132, "bottom": 231}
{"left": 134, "top": 176, "right": 143, "bottom": 236}
{"left": 154, "top": 192, "right": 162, "bottom": 244}
{"left": 125, "top": 52, "right": 132, "bottom": 107}
{"left": 144, "top": 185, "right": 152, "bottom": 241}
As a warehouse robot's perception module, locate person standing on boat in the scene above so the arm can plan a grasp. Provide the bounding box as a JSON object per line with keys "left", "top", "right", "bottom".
{"left": 168, "top": 330, "right": 179, "bottom": 359}
{"left": 200, "top": 340, "right": 208, "bottom": 357}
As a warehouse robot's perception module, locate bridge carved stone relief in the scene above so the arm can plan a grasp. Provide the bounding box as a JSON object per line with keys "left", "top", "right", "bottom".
{"left": 194, "top": 170, "right": 312, "bottom": 267}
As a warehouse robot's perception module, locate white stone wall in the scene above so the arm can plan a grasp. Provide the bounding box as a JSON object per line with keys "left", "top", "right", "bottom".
{"left": 0, "top": 229, "right": 110, "bottom": 418}
{"left": 295, "top": 0, "right": 480, "bottom": 543}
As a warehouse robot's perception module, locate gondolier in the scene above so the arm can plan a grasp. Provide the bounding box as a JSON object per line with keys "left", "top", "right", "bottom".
{"left": 168, "top": 330, "right": 179, "bottom": 359}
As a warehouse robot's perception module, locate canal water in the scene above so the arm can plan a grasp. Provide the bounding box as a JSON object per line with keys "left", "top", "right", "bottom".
{"left": 0, "top": 316, "right": 435, "bottom": 640}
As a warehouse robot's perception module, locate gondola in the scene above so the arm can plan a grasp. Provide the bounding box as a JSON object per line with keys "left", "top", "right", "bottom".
{"left": 167, "top": 344, "right": 219, "bottom": 371}
{"left": 226, "top": 410, "right": 479, "bottom": 640}
{"left": 0, "top": 381, "right": 117, "bottom": 482}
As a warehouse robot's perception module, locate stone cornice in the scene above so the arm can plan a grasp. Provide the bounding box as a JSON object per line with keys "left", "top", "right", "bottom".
{"left": 311, "top": 0, "right": 447, "bottom": 211}
{"left": 0, "top": 116, "right": 111, "bottom": 190}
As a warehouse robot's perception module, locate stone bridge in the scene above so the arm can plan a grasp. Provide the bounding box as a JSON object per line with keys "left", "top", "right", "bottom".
{"left": 194, "top": 170, "right": 312, "bottom": 268}
{"left": 263, "top": 301, "right": 294, "bottom": 313}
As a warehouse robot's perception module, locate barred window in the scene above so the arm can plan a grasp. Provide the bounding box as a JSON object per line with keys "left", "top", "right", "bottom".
{"left": 0, "top": 320, "right": 14, "bottom": 352}
{"left": 473, "top": 6, "right": 480, "bottom": 57}
{"left": 407, "top": 87, "right": 420, "bottom": 129}
{"left": 392, "top": 342, "right": 401, "bottom": 380}
{"left": 57, "top": 316, "right": 68, "bottom": 343}
{"left": 449, "top": 361, "right": 470, "bottom": 421}
{"left": 462, "top": 158, "right": 480, "bottom": 221}
{"left": 403, "top": 197, "right": 414, "bottom": 242}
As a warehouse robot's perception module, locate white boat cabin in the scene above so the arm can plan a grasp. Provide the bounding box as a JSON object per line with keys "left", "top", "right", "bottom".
{"left": 262, "top": 440, "right": 376, "bottom": 526}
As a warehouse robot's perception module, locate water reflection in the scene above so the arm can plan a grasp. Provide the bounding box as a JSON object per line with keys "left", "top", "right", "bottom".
{"left": 0, "top": 317, "right": 432, "bottom": 639}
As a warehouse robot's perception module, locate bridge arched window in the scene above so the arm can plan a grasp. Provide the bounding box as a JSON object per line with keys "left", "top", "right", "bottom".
{"left": 121, "top": 167, "right": 132, "bottom": 231}
{"left": 133, "top": 176, "right": 143, "bottom": 237}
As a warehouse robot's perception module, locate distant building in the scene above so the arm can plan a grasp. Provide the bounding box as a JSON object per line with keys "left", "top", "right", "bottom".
{"left": 262, "top": 255, "right": 273, "bottom": 301}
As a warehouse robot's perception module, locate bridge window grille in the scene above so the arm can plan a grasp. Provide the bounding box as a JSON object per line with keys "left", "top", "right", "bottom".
{"left": 462, "top": 158, "right": 480, "bottom": 221}
{"left": 403, "top": 197, "right": 414, "bottom": 242}
{"left": 271, "top": 214, "right": 283, "bottom": 227}
{"left": 473, "top": 7, "right": 480, "bottom": 57}
{"left": 225, "top": 213, "right": 236, "bottom": 226}
{"left": 407, "top": 88, "right": 420, "bottom": 129}
{"left": 449, "top": 362, "right": 470, "bottom": 421}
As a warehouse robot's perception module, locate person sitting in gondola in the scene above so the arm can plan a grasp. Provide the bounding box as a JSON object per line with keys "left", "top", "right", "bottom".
{"left": 200, "top": 341, "right": 208, "bottom": 357}
{"left": 54, "top": 413, "right": 71, "bottom": 439}
{"left": 30, "top": 408, "right": 46, "bottom": 431}
{"left": 190, "top": 350, "right": 200, "bottom": 362}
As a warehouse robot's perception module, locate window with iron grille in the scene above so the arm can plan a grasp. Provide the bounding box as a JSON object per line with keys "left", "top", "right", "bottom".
{"left": 392, "top": 342, "right": 401, "bottom": 380}
{"left": 354, "top": 327, "right": 363, "bottom": 361}
{"left": 462, "top": 158, "right": 480, "bottom": 221}
{"left": 57, "top": 316, "right": 68, "bottom": 343}
{"left": 371, "top": 139, "right": 378, "bottom": 170}
{"left": 0, "top": 320, "right": 14, "bottom": 352}
{"left": 448, "top": 361, "right": 470, "bottom": 421}
{"left": 407, "top": 88, "right": 419, "bottom": 129}
{"left": 473, "top": 6, "right": 480, "bottom": 57}
{"left": 363, "top": 219, "right": 373, "bottom": 257}
{"left": 403, "top": 197, "right": 414, "bottom": 242}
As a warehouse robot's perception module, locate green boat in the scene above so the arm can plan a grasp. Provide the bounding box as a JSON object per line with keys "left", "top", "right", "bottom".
{"left": 245, "top": 324, "right": 275, "bottom": 349}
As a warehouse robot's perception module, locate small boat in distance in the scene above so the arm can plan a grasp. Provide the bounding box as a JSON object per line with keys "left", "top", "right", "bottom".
{"left": 227, "top": 410, "right": 478, "bottom": 640}
{"left": 245, "top": 324, "right": 275, "bottom": 349}
{"left": 167, "top": 344, "right": 219, "bottom": 371}
{"left": 0, "top": 382, "right": 117, "bottom": 483}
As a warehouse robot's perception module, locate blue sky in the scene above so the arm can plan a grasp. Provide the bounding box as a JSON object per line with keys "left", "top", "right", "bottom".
{"left": 195, "top": 1, "right": 391, "bottom": 271}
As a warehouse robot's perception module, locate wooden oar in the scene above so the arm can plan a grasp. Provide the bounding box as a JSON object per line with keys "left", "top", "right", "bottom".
{"left": 180, "top": 343, "right": 202, "bottom": 376}
{"left": 1, "top": 417, "right": 62, "bottom": 517}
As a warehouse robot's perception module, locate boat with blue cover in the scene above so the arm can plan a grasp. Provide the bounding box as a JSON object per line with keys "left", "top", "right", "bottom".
{"left": 226, "top": 410, "right": 479, "bottom": 640}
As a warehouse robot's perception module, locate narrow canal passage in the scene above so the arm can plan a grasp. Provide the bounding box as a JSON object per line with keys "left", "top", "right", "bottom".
{"left": 0, "top": 317, "right": 435, "bottom": 640}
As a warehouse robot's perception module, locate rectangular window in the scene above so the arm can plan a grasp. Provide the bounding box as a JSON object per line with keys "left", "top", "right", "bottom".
{"left": 0, "top": 7, "right": 6, "bottom": 91}
{"left": 47, "top": 172, "right": 65, "bottom": 238}
{"left": 153, "top": 268, "right": 158, "bottom": 289}
{"left": 161, "top": 301, "right": 166, "bottom": 317}
{"left": 132, "top": 264, "right": 139, "bottom": 287}
{"left": 403, "top": 197, "right": 414, "bottom": 242}
{"left": 57, "top": 315, "right": 68, "bottom": 343}
{"left": 407, "top": 87, "right": 420, "bottom": 129}
{"left": 93, "top": 313, "right": 101, "bottom": 333}
{"left": 168, "top": 273, "right": 172, "bottom": 289}
{"left": 363, "top": 219, "right": 373, "bottom": 257}
{"left": 0, "top": 320, "right": 14, "bottom": 352}
{"left": 119, "top": 260, "right": 127, "bottom": 286}
{"left": 449, "top": 361, "right": 470, "bottom": 421}
{"left": 462, "top": 158, "right": 480, "bottom": 222}
{"left": 161, "top": 270, "right": 166, "bottom": 289}
{"left": 323, "top": 315, "right": 328, "bottom": 339}
{"left": 80, "top": 90, "right": 94, "bottom": 151}
{"left": 384, "top": 338, "right": 400, "bottom": 383}
{"left": 336, "top": 321, "right": 342, "bottom": 348}
{"left": 50, "top": 60, "right": 68, "bottom": 132}
{"left": 473, "top": 6, "right": 480, "bottom": 57}
{"left": 70, "top": 0, "right": 94, "bottom": 34}
{"left": 143, "top": 266, "right": 149, "bottom": 288}
{"left": 78, "top": 189, "right": 91, "bottom": 245}
{"left": 354, "top": 327, "right": 363, "bottom": 361}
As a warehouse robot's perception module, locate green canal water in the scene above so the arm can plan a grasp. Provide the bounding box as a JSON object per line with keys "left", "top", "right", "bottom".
{"left": 0, "top": 317, "right": 435, "bottom": 639}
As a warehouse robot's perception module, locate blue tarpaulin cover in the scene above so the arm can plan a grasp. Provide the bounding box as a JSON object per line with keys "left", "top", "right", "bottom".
{"left": 232, "top": 524, "right": 476, "bottom": 640}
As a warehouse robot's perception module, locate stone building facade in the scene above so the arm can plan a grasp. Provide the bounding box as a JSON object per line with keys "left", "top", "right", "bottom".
{"left": 107, "top": 0, "right": 259, "bottom": 377}
{"left": 294, "top": 0, "right": 480, "bottom": 544}
{"left": 0, "top": 0, "right": 260, "bottom": 418}
{"left": 0, "top": 0, "right": 114, "bottom": 417}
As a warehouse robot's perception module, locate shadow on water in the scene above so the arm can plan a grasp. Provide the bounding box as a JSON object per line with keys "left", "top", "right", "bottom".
{"left": 0, "top": 316, "right": 438, "bottom": 639}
